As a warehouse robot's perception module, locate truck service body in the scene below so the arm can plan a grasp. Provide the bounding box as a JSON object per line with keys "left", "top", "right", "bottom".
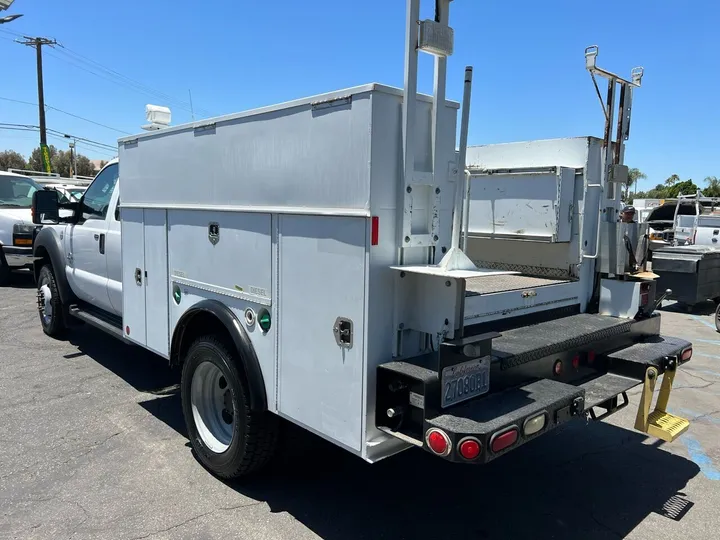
{"left": 31, "top": 0, "right": 692, "bottom": 478}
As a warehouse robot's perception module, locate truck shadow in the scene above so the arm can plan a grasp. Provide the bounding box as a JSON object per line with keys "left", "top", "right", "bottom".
{"left": 66, "top": 326, "right": 180, "bottom": 395}
{"left": 659, "top": 300, "right": 717, "bottom": 316}
{"left": 66, "top": 328, "right": 700, "bottom": 539}
{"left": 148, "top": 399, "right": 699, "bottom": 540}
{"left": 239, "top": 422, "right": 698, "bottom": 540}
{"left": 2, "top": 270, "right": 36, "bottom": 289}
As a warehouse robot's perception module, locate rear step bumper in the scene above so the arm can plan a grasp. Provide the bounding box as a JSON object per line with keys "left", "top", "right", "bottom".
{"left": 376, "top": 330, "right": 692, "bottom": 464}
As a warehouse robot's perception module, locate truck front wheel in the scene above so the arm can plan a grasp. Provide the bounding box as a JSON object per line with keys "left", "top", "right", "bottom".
{"left": 181, "top": 336, "right": 278, "bottom": 478}
{"left": 37, "top": 264, "right": 67, "bottom": 338}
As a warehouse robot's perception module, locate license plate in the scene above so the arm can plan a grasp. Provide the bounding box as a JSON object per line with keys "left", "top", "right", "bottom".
{"left": 441, "top": 357, "right": 490, "bottom": 408}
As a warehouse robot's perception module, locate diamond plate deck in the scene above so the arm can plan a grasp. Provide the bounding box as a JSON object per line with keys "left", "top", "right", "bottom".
{"left": 465, "top": 274, "right": 571, "bottom": 296}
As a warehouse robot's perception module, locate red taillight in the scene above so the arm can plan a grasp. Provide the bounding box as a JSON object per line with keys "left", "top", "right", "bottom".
{"left": 458, "top": 437, "right": 481, "bottom": 460}
{"left": 426, "top": 429, "right": 451, "bottom": 456}
{"left": 587, "top": 350, "right": 596, "bottom": 364}
{"left": 125, "top": 325, "right": 130, "bottom": 335}
{"left": 553, "top": 359, "right": 563, "bottom": 376}
{"left": 371, "top": 216, "right": 379, "bottom": 246}
{"left": 491, "top": 428, "right": 518, "bottom": 453}
{"left": 572, "top": 355, "right": 580, "bottom": 369}
{"left": 681, "top": 347, "right": 693, "bottom": 362}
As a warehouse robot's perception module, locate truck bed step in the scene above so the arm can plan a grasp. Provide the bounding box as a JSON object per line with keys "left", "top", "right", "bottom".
{"left": 68, "top": 304, "right": 124, "bottom": 341}
{"left": 491, "top": 313, "right": 632, "bottom": 369}
{"left": 579, "top": 373, "right": 641, "bottom": 409}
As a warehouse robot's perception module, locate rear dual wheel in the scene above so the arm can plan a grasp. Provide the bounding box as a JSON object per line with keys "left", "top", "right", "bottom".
{"left": 181, "top": 336, "right": 278, "bottom": 479}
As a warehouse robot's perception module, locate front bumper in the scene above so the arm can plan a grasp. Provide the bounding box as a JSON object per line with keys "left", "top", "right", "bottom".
{"left": 1, "top": 245, "right": 35, "bottom": 268}
{"left": 376, "top": 314, "right": 692, "bottom": 464}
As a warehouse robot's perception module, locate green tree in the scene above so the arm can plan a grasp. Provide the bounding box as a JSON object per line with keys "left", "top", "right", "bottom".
{"left": 28, "top": 145, "right": 59, "bottom": 172}
{"left": 646, "top": 184, "right": 669, "bottom": 199}
{"left": 625, "top": 167, "right": 647, "bottom": 201}
{"left": 704, "top": 176, "right": 720, "bottom": 197}
{"left": 664, "top": 174, "right": 680, "bottom": 186}
{"left": 0, "top": 150, "right": 28, "bottom": 172}
{"left": 667, "top": 179, "right": 698, "bottom": 198}
{"left": 27, "top": 145, "right": 97, "bottom": 177}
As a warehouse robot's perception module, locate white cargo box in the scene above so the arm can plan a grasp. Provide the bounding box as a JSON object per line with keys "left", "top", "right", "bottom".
{"left": 118, "top": 83, "right": 459, "bottom": 460}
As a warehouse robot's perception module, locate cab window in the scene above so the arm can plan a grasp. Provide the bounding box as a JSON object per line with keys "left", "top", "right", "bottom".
{"left": 80, "top": 164, "right": 119, "bottom": 221}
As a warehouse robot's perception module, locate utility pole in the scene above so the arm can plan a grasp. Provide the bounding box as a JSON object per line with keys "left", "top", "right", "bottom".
{"left": 19, "top": 36, "right": 57, "bottom": 173}
{"left": 68, "top": 140, "right": 76, "bottom": 177}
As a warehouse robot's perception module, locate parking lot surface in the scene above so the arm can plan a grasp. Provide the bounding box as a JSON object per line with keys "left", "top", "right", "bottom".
{"left": 1, "top": 272, "right": 719, "bottom": 540}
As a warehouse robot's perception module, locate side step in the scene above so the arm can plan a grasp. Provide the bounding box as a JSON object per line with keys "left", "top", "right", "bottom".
{"left": 68, "top": 304, "right": 125, "bottom": 341}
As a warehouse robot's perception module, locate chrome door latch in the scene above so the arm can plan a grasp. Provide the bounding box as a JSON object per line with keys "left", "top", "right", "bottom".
{"left": 333, "top": 317, "right": 353, "bottom": 349}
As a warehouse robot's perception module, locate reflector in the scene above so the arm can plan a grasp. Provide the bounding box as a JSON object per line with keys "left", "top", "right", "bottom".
{"left": 458, "top": 437, "right": 481, "bottom": 460}
{"left": 523, "top": 413, "right": 546, "bottom": 436}
{"left": 426, "top": 429, "right": 451, "bottom": 456}
{"left": 491, "top": 428, "right": 518, "bottom": 453}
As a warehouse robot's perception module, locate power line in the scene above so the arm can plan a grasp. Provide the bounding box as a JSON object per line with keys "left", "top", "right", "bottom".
{"left": 3, "top": 26, "right": 215, "bottom": 119}
{"left": 50, "top": 46, "right": 214, "bottom": 117}
{"left": 57, "top": 45, "right": 215, "bottom": 117}
{"left": 0, "top": 123, "right": 117, "bottom": 151}
{"left": 0, "top": 96, "right": 131, "bottom": 135}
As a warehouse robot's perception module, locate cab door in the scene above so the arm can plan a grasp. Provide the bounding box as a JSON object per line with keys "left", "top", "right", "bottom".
{"left": 66, "top": 163, "right": 119, "bottom": 313}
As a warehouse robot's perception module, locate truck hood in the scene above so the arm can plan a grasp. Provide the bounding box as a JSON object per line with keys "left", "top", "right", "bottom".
{"left": 0, "top": 207, "right": 32, "bottom": 221}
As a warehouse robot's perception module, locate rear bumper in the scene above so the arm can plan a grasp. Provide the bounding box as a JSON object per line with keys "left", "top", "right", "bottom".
{"left": 376, "top": 314, "right": 692, "bottom": 464}
{"left": 1, "top": 245, "right": 35, "bottom": 268}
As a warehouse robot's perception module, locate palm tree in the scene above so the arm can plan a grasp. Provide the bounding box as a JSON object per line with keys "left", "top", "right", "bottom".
{"left": 626, "top": 168, "right": 647, "bottom": 200}
{"left": 665, "top": 174, "right": 680, "bottom": 186}
{"left": 704, "top": 176, "right": 720, "bottom": 197}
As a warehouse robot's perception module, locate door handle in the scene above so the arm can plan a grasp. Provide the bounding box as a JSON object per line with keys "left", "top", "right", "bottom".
{"left": 99, "top": 233, "right": 105, "bottom": 254}
{"left": 94, "top": 233, "right": 99, "bottom": 240}
{"left": 135, "top": 268, "right": 142, "bottom": 286}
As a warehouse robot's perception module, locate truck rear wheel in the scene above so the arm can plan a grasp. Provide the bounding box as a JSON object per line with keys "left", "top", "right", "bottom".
{"left": 715, "top": 303, "right": 720, "bottom": 333}
{"left": 181, "top": 335, "right": 278, "bottom": 478}
{"left": 37, "top": 264, "right": 67, "bottom": 338}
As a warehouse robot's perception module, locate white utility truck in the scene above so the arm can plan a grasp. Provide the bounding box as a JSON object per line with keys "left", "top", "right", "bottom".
{"left": 31, "top": 0, "right": 692, "bottom": 479}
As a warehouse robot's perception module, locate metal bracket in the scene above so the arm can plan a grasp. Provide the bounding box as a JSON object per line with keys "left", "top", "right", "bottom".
{"left": 588, "top": 392, "right": 629, "bottom": 421}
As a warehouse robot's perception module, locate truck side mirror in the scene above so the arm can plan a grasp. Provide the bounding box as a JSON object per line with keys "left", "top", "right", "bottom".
{"left": 32, "top": 189, "right": 60, "bottom": 224}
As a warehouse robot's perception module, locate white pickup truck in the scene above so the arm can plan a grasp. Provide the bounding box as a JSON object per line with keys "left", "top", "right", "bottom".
{"left": 30, "top": 0, "right": 694, "bottom": 481}
{"left": 0, "top": 171, "right": 46, "bottom": 285}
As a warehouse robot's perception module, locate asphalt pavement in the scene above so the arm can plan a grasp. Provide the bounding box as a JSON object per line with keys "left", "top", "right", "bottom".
{"left": 1, "top": 271, "right": 719, "bottom": 540}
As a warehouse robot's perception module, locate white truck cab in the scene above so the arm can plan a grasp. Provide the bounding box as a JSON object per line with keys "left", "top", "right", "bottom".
{"left": 33, "top": 159, "right": 121, "bottom": 319}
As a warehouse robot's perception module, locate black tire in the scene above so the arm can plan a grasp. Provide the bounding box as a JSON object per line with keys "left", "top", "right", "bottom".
{"left": 181, "top": 335, "right": 278, "bottom": 479}
{"left": 37, "top": 264, "right": 67, "bottom": 338}
{"left": 715, "top": 303, "right": 720, "bottom": 333}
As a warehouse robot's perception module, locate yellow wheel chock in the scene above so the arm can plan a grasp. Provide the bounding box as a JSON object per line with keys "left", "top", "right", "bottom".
{"left": 634, "top": 365, "right": 690, "bottom": 442}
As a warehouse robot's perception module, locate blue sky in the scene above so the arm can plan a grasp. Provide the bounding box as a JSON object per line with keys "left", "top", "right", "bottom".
{"left": 0, "top": 0, "right": 717, "bottom": 192}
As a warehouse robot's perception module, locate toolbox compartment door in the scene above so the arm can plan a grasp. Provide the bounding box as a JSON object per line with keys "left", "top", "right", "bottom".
{"left": 277, "top": 215, "right": 367, "bottom": 451}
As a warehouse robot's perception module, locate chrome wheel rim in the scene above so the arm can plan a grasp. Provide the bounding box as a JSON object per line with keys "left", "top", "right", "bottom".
{"left": 38, "top": 283, "right": 53, "bottom": 325}
{"left": 190, "top": 361, "right": 234, "bottom": 453}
